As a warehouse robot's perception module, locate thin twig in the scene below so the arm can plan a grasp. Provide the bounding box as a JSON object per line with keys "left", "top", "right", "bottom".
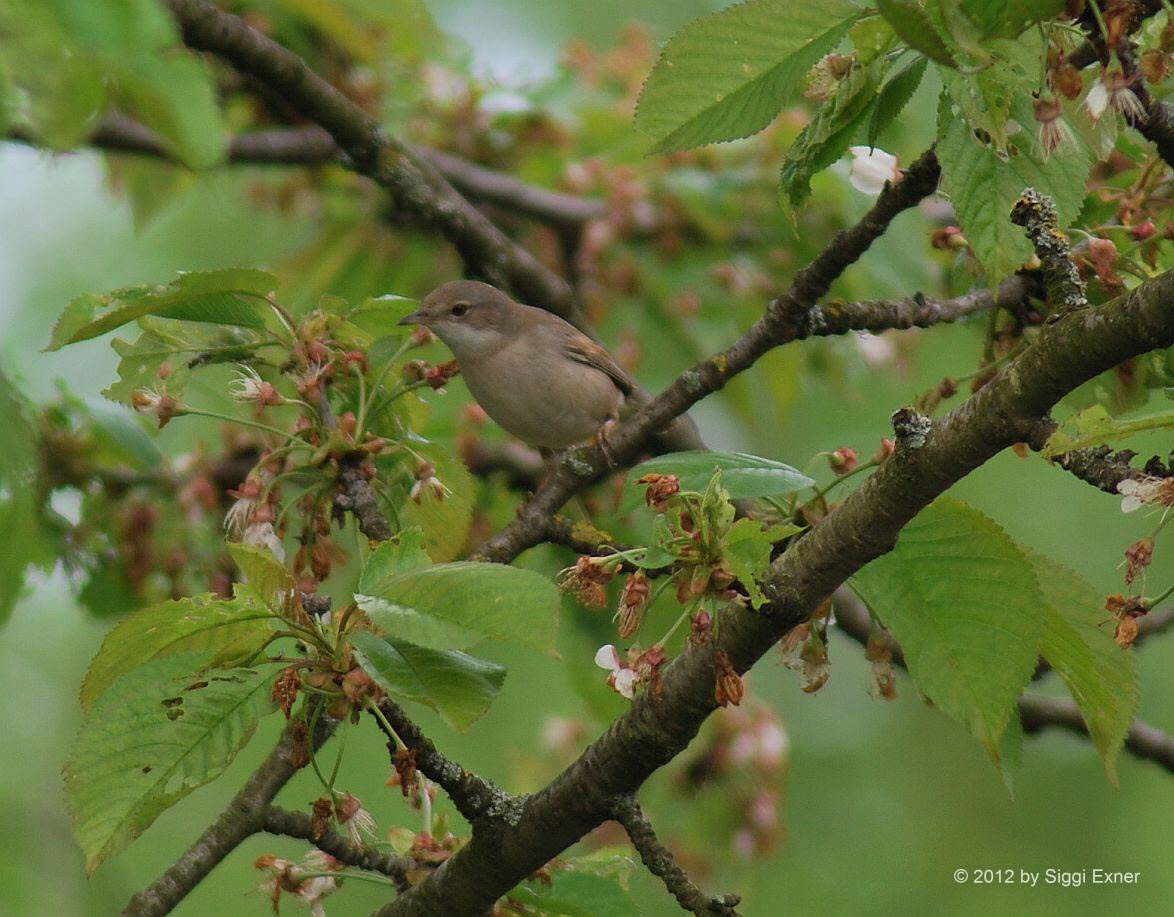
{"left": 1010, "top": 189, "right": 1086, "bottom": 315}
{"left": 372, "top": 699, "right": 519, "bottom": 826}
{"left": 260, "top": 805, "right": 414, "bottom": 892}
{"left": 831, "top": 588, "right": 1174, "bottom": 773}
{"left": 609, "top": 794, "right": 741, "bottom": 916}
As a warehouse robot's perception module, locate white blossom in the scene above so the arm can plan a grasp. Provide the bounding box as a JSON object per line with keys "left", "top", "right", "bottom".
{"left": 847, "top": 146, "right": 899, "bottom": 195}
{"left": 594, "top": 644, "right": 638, "bottom": 699}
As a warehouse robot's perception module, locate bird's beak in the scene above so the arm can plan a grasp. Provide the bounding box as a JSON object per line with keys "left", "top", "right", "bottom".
{"left": 398, "top": 310, "right": 425, "bottom": 326}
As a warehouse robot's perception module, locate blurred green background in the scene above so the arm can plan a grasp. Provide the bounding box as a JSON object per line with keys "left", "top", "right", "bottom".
{"left": 1, "top": 1, "right": 1171, "bottom": 915}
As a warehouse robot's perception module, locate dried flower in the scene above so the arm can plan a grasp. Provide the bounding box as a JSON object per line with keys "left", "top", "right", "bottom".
{"left": 131, "top": 388, "right": 180, "bottom": 428}
{"left": 310, "top": 796, "right": 334, "bottom": 841}
{"left": 224, "top": 476, "right": 264, "bottom": 536}
{"left": 1051, "top": 61, "right": 1084, "bottom": 100}
{"left": 804, "top": 52, "right": 854, "bottom": 101}
{"left": 1085, "top": 68, "right": 1145, "bottom": 122}
{"left": 930, "top": 225, "right": 968, "bottom": 250}
{"left": 1105, "top": 593, "right": 1148, "bottom": 648}
{"left": 243, "top": 521, "right": 285, "bottom": 561}
{"left": 1033, "top": 96, "right": 1074, "bottom": 158}
{"left": 1123, "top": 537, "right": 1154, "bottom": 585}
{"left": 637, "top": 472, "right": 680, "bottom": 511}
{"left": 595, "top": 644, "right": 638, "bottom": 698}
{"left": 341, "top": 667, "right": 384, "bottom": 705}
{"left": 873, "top": 437, "right": 896, "bottom": 463}
{"left": 229, "top": 365, "right": 284, "bottom": 406}
{"left": 391, "top": 747, "right": 419, "bottom": 798}
{"left": 690, "top": 608, "right": 713, "bottom": 645}
{"left": 334, "top": 792, "right": 378, "bottom": 845}
{"left": 272, "top": 667, "right": 300, "bottom": 719}
{"left": 424, "top": 359, "right": 460, "bottom": 390}
{"left": 409, "top": 460, "right": 448, "bottom": 503}
{"left": 714, "top": 650, "right": 744, "bottom": 707}
{"left": 558, "top": 555, "right": 616, "bottom": 607}
{"left": 616, "top": 571, "right": 651, "bottom": 638}
{"left": 847, "top": 146, "right": 899, "bottom": 196}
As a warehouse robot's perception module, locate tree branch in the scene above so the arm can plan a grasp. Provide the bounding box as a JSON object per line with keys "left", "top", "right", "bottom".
{"left": 123, "top": 714, "right": 335, "bottom": 916}
{"left": 1017, "top": 695, "right": 1174, "bottom": 772}
{"left": 1117, "top": 42, "right": 1174, "bottom": 168}
{"left": 260, "top": 806, "right": 413, "bottom": 891}
{"left": 1010, "top": 189, "right": 1086, "bottom": 315}
{"left": 476, "top": 149, "right": 944, "bottom": 563}
{"left": 163, "top": 0, "right": 586, "bottom": 327}
{"left": 609, "top": 794, "right": 741, "bottom": 916}
{"left": 380, "top": 267, "right": 1174, "bottom": 915}
{"left": 333, "top": 454, "right": 393, "bottom": 542}
{"left": 14, "top": 113, "right": 608, "bottom": 230}
{"left": 372, "top": 700, "right": 519, "bottom": 827}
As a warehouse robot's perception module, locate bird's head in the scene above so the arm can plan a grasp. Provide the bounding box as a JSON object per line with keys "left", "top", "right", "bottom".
{"left": 399, "top": 280, "right": 516, "bottom": 359}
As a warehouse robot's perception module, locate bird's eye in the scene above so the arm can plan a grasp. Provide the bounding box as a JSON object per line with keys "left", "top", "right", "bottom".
{"left": 451, "top": 303, "right": 469, "bottom": 317}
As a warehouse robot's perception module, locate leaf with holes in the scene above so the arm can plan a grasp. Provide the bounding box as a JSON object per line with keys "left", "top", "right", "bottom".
{"left": 350, "top": 631, "right": 507, "bottom": 730}
{"left": 851, "top": 497, "right": 1044, "bottom": 758}
{"left": 634, "top": 0, "right": 861, "bottom": 153}
{"left": 80, "top": 594, "right": 277, "bottom": 712}
{"left": 1031, "top": 552, "right": 1138, "bottom": 783}
{"left": 938, "top": 115, "right": 1090, "bottom": 281}
{"left": 66, "top": 653, "right": 279, "bottom": 873}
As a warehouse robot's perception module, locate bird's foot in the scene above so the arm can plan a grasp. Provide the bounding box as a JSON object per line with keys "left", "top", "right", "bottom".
{"left": 594, "top": 419, "right": 619, "bottom": 470}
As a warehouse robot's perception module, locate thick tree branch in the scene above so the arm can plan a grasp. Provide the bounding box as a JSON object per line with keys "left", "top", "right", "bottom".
{"left": 381, "top": 269, "right": 1174, "bottom": 915}
{"left": 1051, "top": 445, "right": 1147, "bottom": 494}
{"left": 372, "top": 700, "right": 519, "bottom": 827}
{"left": 260, "top": 806, "right": 413, "bottom": 891}
{"left": 477, "top": 149, "right": 944, "bottom": 563}
{"left": 163, "top": 0, "right": 586, "bottom": 327}
{"left": 124, "top": 714, "right": 335, "bottom": 916}
{"left": 609, "top": 794, "right": 741, "bottom": 916}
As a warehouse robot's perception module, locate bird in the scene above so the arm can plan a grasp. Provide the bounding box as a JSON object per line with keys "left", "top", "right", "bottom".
{"left": 398, "top": 280, "right": 633, "bottom": 454}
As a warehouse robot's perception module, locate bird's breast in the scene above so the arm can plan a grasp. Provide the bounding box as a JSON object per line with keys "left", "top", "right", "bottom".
{"left": 459, "top": 344, "right": 622, "bottom": 449}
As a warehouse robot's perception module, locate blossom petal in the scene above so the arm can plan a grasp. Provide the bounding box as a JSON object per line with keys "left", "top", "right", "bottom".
{"left": 594, "top": 644, "right": 620, "bottom": 672}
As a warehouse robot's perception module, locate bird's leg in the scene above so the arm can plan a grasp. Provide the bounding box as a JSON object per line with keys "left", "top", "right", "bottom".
{"left": 594, "top": 418, "right": 619, "bottom": 470}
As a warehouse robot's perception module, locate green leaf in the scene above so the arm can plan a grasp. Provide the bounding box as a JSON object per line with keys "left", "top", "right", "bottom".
{"left": 938, "top": 35, "right": 1039, "bottom": 148}
{"left": 961, "top": 0, "right": 1066, "bottom": 38}
{"left": 356, "top": 561, "right": 560, "bottom": 654}
{"left": 401, "top": 444, "right": 475, "bottom": 561}
{"left": 358, "top": 529, "right": 433, "bottom": 594}
{"left": 100, "top": 317, "right": 263, "bottom": 407}
{"left": 634, "top": 0, "right": 861, "bottom": 153}
{"left": 628, "top": 450, "right": 813, "bottom": 502}
{"left": 868, "top": 56, "right": 928, "bottom": 146}
{"left": 938, "top": 115, "right": 1091, "bottom": 280}
{"left": 65, "top": 653, "right": 278, "bottom": 873}
{"left": 1041, "top": 405, "right": 1174, "bottom": 459}
{"left": 508, "top": 869, "right": 644, "bottom": 916}
{"left": 0, "top": 368, "right": 51, "bottom": 623}
{"left": 722, "top": 518, "right": 801, "bottom": 608}
{"left": 228, "top": 543, "right": 294, "bottom": 612}
{"left": 850, "top": 497, "right": 1045, "bottom": 757}
{"left": 780, "top": 58, "right": 884, "bottom": 208}
{"left": 1031, "top": 552, "right": 1138, "bottom": 783}
{"left": 47, "top": 269, "right": 277, "bottom": 350}
{"left": 350, "top": 631, "right": 506, "bottom": 730}
{"left": 80, "top": 594, "right": 277, "bottom": 712}
{"left": 877, "top": 0, "right": 958, "bottom": 66}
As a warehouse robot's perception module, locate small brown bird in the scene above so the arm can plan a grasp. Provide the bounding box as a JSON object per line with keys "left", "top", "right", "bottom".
{"left": 399, "top": 280, "right": 633, "bottom": 451}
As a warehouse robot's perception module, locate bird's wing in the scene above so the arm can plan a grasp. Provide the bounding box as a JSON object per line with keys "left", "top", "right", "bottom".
{"left": 561, "top": 332, "right": 636, "bottom": 395}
